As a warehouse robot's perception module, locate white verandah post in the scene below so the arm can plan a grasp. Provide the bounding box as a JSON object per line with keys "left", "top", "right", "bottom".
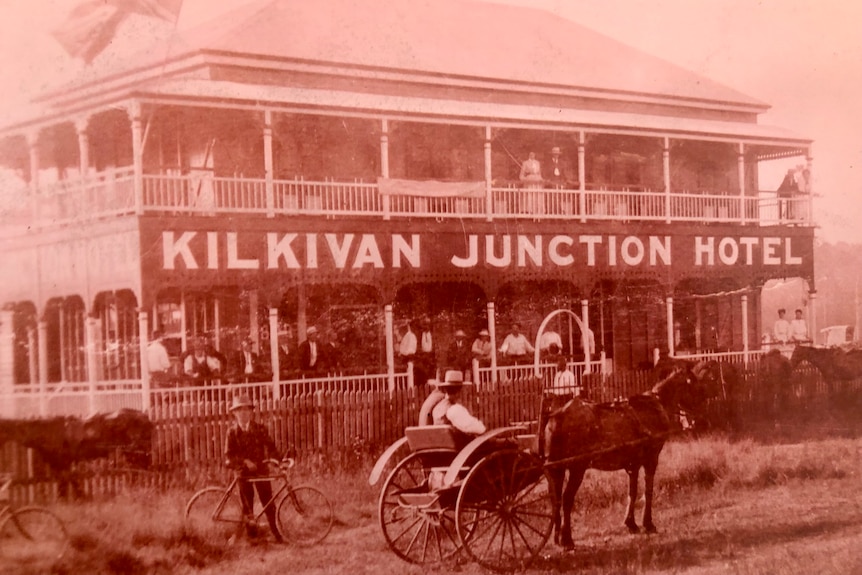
{"left": 385, "top": 304, "right": 395, "bottom": 391}
{"left": 138, "top": 311, "right": 150, "bottom": 412}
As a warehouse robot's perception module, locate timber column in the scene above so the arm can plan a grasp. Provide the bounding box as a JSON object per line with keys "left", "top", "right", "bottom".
{"left": 0, "top": 310, "right": 14, "bottom": 417}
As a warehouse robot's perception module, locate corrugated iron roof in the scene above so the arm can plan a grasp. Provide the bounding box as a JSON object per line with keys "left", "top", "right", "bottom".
{"left": 42, "top": 0, "right": 767, "bottom": 111}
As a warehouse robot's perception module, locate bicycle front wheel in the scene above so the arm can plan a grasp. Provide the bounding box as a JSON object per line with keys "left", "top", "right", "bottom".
{"left": 185, "top": 487, "right": 244, "bottom": 542}
{"left": 277, "top": 486, "right": 333, "bottom": 546}
{"left": 0, "top": 506, "right": 68, "bottom": 561}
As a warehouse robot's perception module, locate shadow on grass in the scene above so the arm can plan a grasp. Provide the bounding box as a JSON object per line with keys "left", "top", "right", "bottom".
{"left": 535, "top": 514, "right": 862, "bottom": 573}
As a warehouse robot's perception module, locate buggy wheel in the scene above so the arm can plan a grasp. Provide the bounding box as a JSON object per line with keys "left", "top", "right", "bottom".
{"left": 455, "top": 449, "right": 553, "bottom": 573}
{"left": 185, "top": 487, "right": 244, "bottom": 542}
{"left": 277, "top": 486, "right": 333, "bottom": 546}
{"left": 378, "top": 449, "right": 461, "bottom": 564}
{"left": 0, "top": 506, "right": 68, "bottom": 561}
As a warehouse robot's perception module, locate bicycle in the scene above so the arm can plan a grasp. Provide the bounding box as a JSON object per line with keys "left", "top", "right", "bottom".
{"left": 185, "top": 458, "right": 333, "bottom": 546}
{"left": 0, "top": 474, "right": 69, "bottom": 561}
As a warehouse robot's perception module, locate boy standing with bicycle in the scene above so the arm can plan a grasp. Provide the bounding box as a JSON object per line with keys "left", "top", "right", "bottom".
{"left": 225, "top": 394, "right": 284, "bottom": 543}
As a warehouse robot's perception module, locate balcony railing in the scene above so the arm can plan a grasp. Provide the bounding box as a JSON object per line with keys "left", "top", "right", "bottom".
{"left": 0, "top": 169, "right": 814, "bottom": 231}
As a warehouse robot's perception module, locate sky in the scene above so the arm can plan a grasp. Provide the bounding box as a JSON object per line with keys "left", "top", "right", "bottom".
{"left": 0, "top": 0, "right": 860, "bottom": 243}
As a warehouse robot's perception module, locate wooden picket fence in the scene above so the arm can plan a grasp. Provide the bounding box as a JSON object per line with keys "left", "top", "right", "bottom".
{"left": 4, "top": 363, "right": 862, "bottom": 504}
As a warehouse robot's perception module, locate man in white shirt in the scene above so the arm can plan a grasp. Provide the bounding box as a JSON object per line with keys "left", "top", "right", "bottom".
{"left": 147, "top": 330, "right": 172, "bottom": 387}
{"left": 499, "top": 323, "right": 535, "bottom": 364}
{"left": 539, "top": 329, "right": 563, "bottom": 356}
{"left": 432, "top": 370, "right": 486, "bottom": 435}
{"left": 398, "top": 320, "right": 417, "bottom": 360}
{"left": 790, "top": 309, "right": 809, "bottom": 343}
{"left": 550, "top": 357, "right": 578, "bottom": 397}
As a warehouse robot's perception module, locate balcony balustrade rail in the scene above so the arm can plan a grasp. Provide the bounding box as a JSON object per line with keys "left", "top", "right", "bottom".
{"left": 1, "top": 169, "right": 813, "bottom": 229}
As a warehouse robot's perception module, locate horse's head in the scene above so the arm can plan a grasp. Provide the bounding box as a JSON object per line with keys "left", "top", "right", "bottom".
{"left": 652, "top": 366, "right": 706, "bottom": 417}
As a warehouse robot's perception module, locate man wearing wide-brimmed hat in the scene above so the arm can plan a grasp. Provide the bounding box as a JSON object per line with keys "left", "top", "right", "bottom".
{"left": 298, "top": 325, "right": 321, "bottom": 373}
{"left": 224, "top": 394, "right": 284, "bottom": 543}
{"left": 446, "top": 329, "right": 472, "bottom": 376}
{"left": 431, "top": 371, "right": 486, "bottom": 435}
{"left": 471, "top": 329, "right": 492, "bottom": 365}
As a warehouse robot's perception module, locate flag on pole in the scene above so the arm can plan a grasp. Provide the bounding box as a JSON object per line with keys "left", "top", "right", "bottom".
{"left": 52, "top": 0, "right": 183, "bottom": 64}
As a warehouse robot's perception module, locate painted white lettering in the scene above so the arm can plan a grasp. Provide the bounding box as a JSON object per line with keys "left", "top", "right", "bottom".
{"left": 719, "top": 238, "right": 739, "bottom": 265}
{"left": 392, "top": 234, "right": 420, "bottom": 268}
{"left": 207, "top": 232, "right": 218, "bottom": 270}
{"left": 162, "top": 231, "right": 198, "bottom": 270}
{"left": 452, "top": 235, "right": 478, "bottom": 268}
{"left": 763, "top": 237, "right": 781, "bottom": 265}
{"left": 580, "top": 235, "right": 602, "bottom": 266}
{"left": 267, "top": 233, "right": 300, "bottom": 269}
{"left": 549, "top": 236, "right": 574, "bottom": 266}
{"left": 517, "top": 236, "right": 542, "bottom": 267}
{"left": 325, "top": 234, "right": 353, "bottom": 268}
{"left": 353, "top": 235, "right": 384, "bottom": 268}
{"left": 306, "top": 233, "right": 318, "bottom": 268}
{"left": 608, "top": 236, "right": 617, "bottom": 266}
{"left": 649, "top": 236, "right": 671, "bottom": 266}
{"left": 227, "top": 233, "right": 259, "bottom": 269}
{"left": 785, "top": 238, "right": 802, "bottom": 265}
{"left": 486, "top": 235, "right": 511, "bottom": 267}
{"left": 621, "top": 237, "right": 644, "bottom": 266}
{"left": 740, "top": 237, "right": 758, "bottom": 265}
{"left": 695, "top": 237, "right": 714, "bottom": 266}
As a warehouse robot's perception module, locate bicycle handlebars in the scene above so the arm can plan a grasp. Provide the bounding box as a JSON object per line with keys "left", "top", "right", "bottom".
{"left": 265, "top": 457, "right": 295, "bottom": 470}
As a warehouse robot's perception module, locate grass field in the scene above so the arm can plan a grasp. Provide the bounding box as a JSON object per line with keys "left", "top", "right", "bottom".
{"left": 4, "top": 417, "right": 862, "bottom": 575}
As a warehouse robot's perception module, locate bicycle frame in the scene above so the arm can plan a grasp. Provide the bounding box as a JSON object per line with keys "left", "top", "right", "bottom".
{"left": 208, "top": 460, "right": 297, "bottom": 526}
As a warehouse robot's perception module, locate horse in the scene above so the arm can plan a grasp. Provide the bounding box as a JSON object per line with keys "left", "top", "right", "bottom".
{"left": 790, "top": 345, "right": 862, "bottom": 401}
{"left": 0, "top": 409, "right": 153, "bottom": 498}
{"left": 759, "top": 349, "right": 793, "bottom": 419}
{"left": 652, "top": 356, "right": 736, "bottom": 431}
{"left": 542, "top": 368, "right": 703, "bottom": 549}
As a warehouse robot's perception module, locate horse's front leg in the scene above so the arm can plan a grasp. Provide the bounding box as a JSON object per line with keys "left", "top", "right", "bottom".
{"left": 642, "top": 457, "right": 659, "bottom": 533}
{"left": 624, "top": 466, "right": 639, "bottom": 533}
{"left": 559, "top": 467, "right": 585, "bottom": 550}
{"left": 548, "top": 468, "right": 565, "bottom": 546}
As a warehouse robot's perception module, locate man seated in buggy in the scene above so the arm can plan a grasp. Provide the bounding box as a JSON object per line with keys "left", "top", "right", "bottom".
{"left": 428, "top": 370, "right": 486, "bottom": 435}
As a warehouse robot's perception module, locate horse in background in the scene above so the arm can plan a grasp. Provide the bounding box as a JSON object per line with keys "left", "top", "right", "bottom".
{"left": 653, "top": 355, "right": 738, "bottom": 431}
{"left": 542, "top": 368, "right": 704, "bottom": 549}
{"left": 759, "top": 349, "right": 793, "bottom": 419}
{"left": 790, "top": 345, "right": 862, "bottom": 401}
{"left": 0, "top": 409, "right": 153, "bottom": 498}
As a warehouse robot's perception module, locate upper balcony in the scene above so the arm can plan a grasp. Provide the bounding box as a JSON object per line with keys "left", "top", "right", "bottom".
{"left": 0, "top": 167, "right": 813, "bottom": 236}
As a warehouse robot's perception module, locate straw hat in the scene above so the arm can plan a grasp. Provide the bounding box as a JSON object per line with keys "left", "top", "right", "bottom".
{"left": 307, "top": 326, "right": 318, "bottom": 335}
{"left": 229, "top": 394, "right": 254, "bottom": 412}
{"left": 437, "top": 370, "right": 466, "bottom": 389}
{"left": 478, "top": 329, "right": 490, "bottom": 338}
{"left": 454, "top": 329, "right": 467, "bottom": 338}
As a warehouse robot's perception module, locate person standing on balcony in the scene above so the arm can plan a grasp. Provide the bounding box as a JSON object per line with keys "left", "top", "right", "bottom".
{"left": 298, "top": 326, "right": 321, "bottom": 374}
{"left": 772, "top": 309, "right": 791, "bottom": 358}
{"left": 147, "top": 330, "right": 172, "bottom": 387}
{"left": 519, "top": 151, "right": 543, "bottom": 214}
{"left": 777, "top": 168, "right": 798, "bottom": 220}
{"left": 790, "top": 309, "right": 809, "bottom": 343}
{"left": 546, "top": 146, "right": 573, "bottom": 189}
{"left": 499, "top": 322, "right": 535, "bottom": 365}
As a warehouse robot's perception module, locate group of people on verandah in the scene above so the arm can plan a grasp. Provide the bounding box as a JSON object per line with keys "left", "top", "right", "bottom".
{"left": 767, "top": 307, "right": 809, "bottom": 358}
{"left": 145, "top": 325, "right": 342, "bottom": 388}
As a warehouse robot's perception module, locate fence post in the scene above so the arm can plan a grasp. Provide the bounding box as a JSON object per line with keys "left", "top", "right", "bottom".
{"left": 269, "top": 308, "right": 280, "bottom": 400}
{"left": 488, "top": 301, "right": 498, "bottom": 384}
{"left": 85, "top": 317, "right": 99, "bottom": 416}
{"left": 0, "top": 310, "right": 14, "bottom": 417}
{"left": 385, "top": 305, "right": 395, "bottom": 391}
{"left": 315, "top": 390, "right": 326, "bottom": 450}
{"left": 138, "top": 311, "right": 150, "bottom": 412}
